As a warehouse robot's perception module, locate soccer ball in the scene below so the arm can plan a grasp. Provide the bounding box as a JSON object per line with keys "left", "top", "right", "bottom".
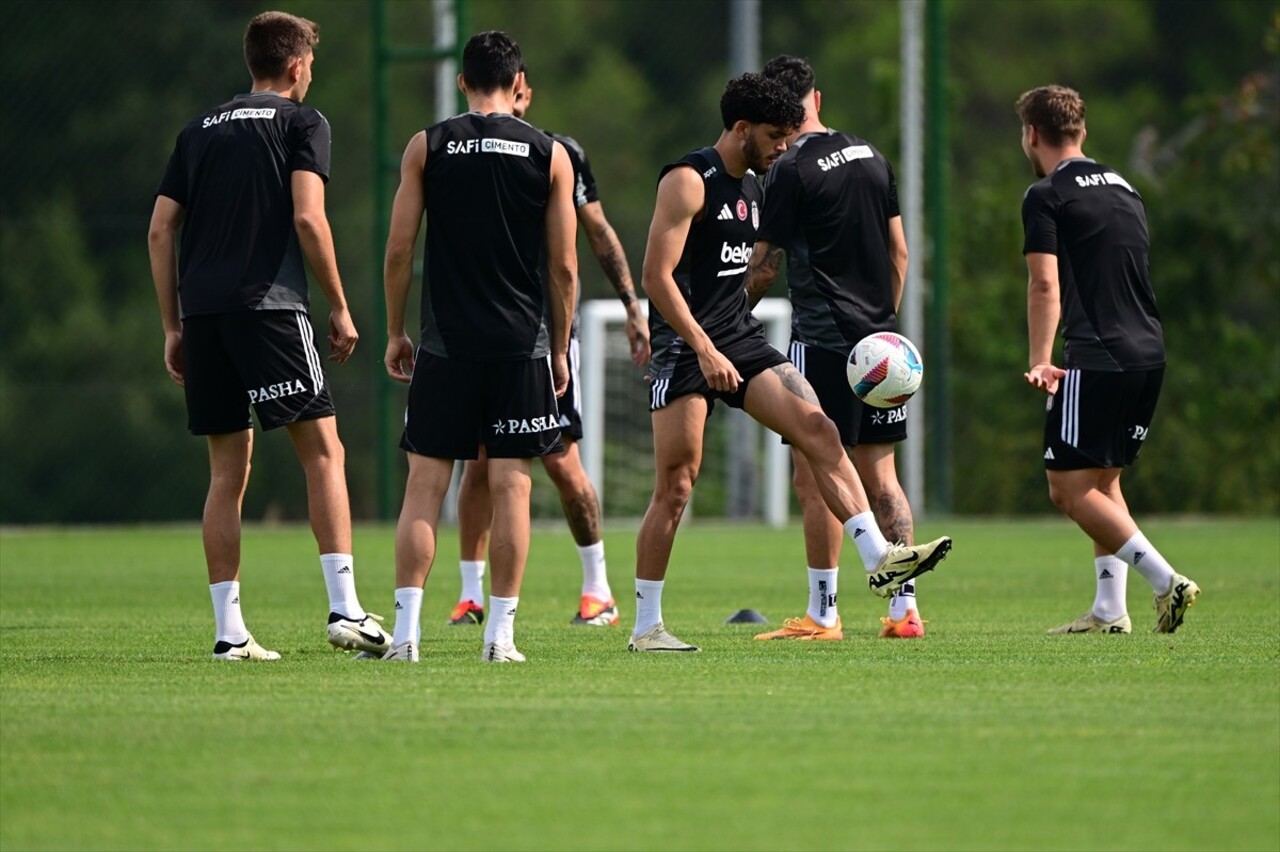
{"left": 846, "top": 332, "right": 923, "bottom": 408}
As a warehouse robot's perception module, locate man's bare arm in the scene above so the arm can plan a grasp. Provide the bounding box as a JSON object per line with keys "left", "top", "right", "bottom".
{"left": 745, "top": 239, "right": 785, "bottom": 308}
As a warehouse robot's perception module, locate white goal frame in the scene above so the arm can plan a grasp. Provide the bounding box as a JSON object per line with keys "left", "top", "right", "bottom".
{"left": 579, "top": 297, "right": 793, "bottom": 528}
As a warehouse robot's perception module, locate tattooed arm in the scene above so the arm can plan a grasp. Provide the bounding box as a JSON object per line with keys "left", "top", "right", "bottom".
{"left": 745, "top": 240, "right": 785, "bottom": 308}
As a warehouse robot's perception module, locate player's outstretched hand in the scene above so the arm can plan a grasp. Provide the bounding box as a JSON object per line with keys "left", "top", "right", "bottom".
{"left": 328, "top": 308, "right": 358, "bottom": 363}
{"left": 163, "top": 330, "right": 184, "bottom": 386}
{"left": 697, "top": 346, "right": 742, "bottom": 393}
{"left": 551, "top": 351, "right": 569, "bottom": 398}
{"left": 625, "top": 312, "right": 651, "bottom": 367}
{"left": 1024, "top": 362, "right": 1066, "bottom": 395}
{"left": 384, "top": 334, "right": 415, "bottom": 383}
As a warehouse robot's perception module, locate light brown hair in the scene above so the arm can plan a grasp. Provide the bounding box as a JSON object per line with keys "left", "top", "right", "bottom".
{"left": 1015, "top": 85, "right": 1086, "bottom": 146}
{"left": 244, "top": 11, "right": 319, "bottom": 81}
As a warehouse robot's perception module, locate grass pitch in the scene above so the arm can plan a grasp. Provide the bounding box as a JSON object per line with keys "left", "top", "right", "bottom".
{"left": 1, "top": 518, "right": 1277, "bottom": 851}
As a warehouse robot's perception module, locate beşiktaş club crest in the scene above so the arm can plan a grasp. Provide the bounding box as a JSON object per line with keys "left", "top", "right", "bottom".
{"left": 751, "top": 200, "right": 759, "bottom": 229}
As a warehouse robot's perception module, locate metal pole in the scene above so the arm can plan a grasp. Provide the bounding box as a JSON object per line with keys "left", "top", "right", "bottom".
{"left": 899, "top": 0, "right": 926, "bottom": 516}
{"left": 925, "top": 0, "right": 951, "bottom": 512}
{"left": 371, "top": 0, "right": 393, "bottom": 520}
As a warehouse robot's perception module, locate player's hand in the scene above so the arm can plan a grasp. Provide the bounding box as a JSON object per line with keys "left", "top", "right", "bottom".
{"left": 625, "top": 311, "right": 651, "bottom": 366}
{"left": 384, "top": 334, "right": 415, "bottom": 383}
{"left": 328, "top": 308, "right": 358, "bottom": 363}
{"left": 697, "top": 346, "right": 742, "bottom": 393}
{"left": 163, "top": 330, "right": 184, "bottom": 386}
{"left": 1024, "top": 362, "right": 1066, "bottom": 395}
{"left": 552, "top": 351, "right": 569, "bottom": 398}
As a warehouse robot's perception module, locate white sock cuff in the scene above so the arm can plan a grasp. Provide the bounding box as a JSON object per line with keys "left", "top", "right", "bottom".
{"left": 576, "top": 541, "right": 605, "bottom": 560}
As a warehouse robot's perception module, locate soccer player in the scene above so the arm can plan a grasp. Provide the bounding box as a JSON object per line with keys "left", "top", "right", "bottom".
{"left": 746, "top": 55, "right": 924, "bottom": 641}
{"left": 381, "top": 31, "right": 577, "bottom": 662}
{"left": 449, "top": 67, "right": 649, "bottom": 630}
{"left": 629, "top": 73, "right": 952, "bottom": 653}
{"left": 147, "top": 11, "right": 391, "bottom": 661}
{"left": 1016, "top": 85, "right": 1200, "bottom": 634}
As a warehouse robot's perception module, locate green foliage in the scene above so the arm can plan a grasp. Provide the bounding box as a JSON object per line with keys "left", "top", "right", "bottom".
{"left": 0, "top": 0, "right": 1275, "bottom": 522}
{"left": 2, "top": 520, "right": 1278, "bottom": 850}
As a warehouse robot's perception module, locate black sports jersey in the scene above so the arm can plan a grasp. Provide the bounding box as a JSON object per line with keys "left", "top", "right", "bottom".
{"left": 156, "top": 91, "right": 329, "bottom": 318}
{"left": 420, "top": 113, "right": 557, "bottom": 360}
{"left": 649, "top": 147, "right": 765, "bottom": 354}
{"left": 550, "top": 133, "right": 599, "bottom": 209}
{"left": 1022, "top": 157, "right": 1164, "bottom": 371}
{"left": 758, "top": 129, "right": 900, "bottom": 352}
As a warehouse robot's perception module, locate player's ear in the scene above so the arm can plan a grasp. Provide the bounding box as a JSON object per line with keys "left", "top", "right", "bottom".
{"left": 813, "top": 89, "right": 821, "bottom": 114}
{"left": 733, "top": 119, "right": 751, "bottom": 139}
{"left": 287, "top": 55, "right": 303, "bottom": 84}
{"left": 456, "top": 73, "right": 466, "bottom": 95}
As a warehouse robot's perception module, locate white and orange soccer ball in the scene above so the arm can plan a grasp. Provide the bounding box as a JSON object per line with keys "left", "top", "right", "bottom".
{"left": 846, "top": 332, "right": 923, "bottom": 408}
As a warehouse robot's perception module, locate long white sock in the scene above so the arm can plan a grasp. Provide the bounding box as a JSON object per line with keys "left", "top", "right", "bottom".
{"left": 1091, "top": 555, "right": 1129, "bottom": 621}
{"left": 320, "top": 553, "right": 364, "bottom": 619}
{"left": 459, "top": 560, "right": 485, "bottom": 605}
{"left": 210, "top": 580, "right": 249, "bottom": 644}
{"left": 1115, "top": 531, "right": 1177, "bottom": 595}
{"left": 634, "top": 579, "right": 665, "bottom": 636}
{"left": 392, "top": 587, "right": 423, "bottom": 646}
{"left": 484, "top": 595, "right": 519, "bottom": 646}
{"left": 807, "top": 567, "right": 839, "bottom": 627}
{"left": 889, "top": 580, "right": 919, "bottom": 621}
{"left": 845, "top": 512, "right": 890, "bottom": 570}
{"left": 578, "top": 542, "right": 611, "bottom": 600}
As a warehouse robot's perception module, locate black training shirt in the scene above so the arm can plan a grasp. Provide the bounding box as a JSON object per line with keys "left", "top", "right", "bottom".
{"left": 1022, "top": 157, "right": 1164, "bottom": 371}
{"left": 156, "top": 91, "right": 329, "bottom": 318}
{"left": 758, "top": 129, "right": 901, "bottom": 352}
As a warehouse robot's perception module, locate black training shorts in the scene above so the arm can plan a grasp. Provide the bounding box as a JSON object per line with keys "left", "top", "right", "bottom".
{"left": 182, "top": 310, "right": 335, "bottom": 435}
{"left": 401, "top": 350, "right": 564, "bottom": 460}
{"left": 1043, "top": 367, "right": 1163, "bottom": 470}
{"left": 647, "top": 326, "right": 789, "bottom": 413}
{"left": 787, "top": 341, "right": 907, "bottom": 447}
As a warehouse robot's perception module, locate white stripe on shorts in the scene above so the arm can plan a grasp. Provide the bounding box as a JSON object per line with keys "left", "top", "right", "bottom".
{"left": 789, "top": 341, "right": 806, "bottom": 375}
{"left": 567, "top": 336, "right": 581, "bottom": 416}
{"left": 296, "top": 312, "right": 324, "bottom": 392}
{"left": 651, "top": 377, "right": 668, "bottom": 410}
{"left": 1060, "top": 368, "right": 1080, "bottom": 447}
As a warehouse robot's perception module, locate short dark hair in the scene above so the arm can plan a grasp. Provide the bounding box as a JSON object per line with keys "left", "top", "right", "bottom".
{"left": 719, "top": 73, "right": 804, "bottom": 131}
{"left": 762, "top": 54, "right": 815, "bottom": 99}
{"left": 462, "top": 31, "right": 522, "bottom": 94}
{"left": 244, "top": 11, "right": 319, "bottom": 81}
{"left": 1015, "top": 85, "right": 1086, "bottom": 146}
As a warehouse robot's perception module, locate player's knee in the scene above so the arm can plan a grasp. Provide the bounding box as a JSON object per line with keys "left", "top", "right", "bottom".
{"left": 792, "top": 411, "right": 843, "bottom": 465}
{"left": 1047, "top": 480, "right": 1079, "bottom": 516}
{"left": 654, "top": 468, "right": 697, "bottom": 516}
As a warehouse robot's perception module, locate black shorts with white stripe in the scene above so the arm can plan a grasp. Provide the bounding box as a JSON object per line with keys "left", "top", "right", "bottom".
{"left": 786, "top": 341, "right": 907, "bottom": 448}
{"left": 1043, "top": 366, "right": 1164, "bottom": 470}
{"left": 646, "top": 327, "right": 789, "bottom": 413}
{"left": 181, "top": 309, "right": 336, "bottom": 435}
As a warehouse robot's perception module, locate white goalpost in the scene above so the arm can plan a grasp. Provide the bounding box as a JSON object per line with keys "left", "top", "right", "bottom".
{"left": 578, "top": 297, "right": 794, "bottom": 528}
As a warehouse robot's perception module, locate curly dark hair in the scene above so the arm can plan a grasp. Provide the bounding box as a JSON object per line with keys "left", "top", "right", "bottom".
{"left": 719, "top": 73, "right": 804, "bottom": 131}
{"left": 762, "top": 54, "right": 815, "bottom": 100}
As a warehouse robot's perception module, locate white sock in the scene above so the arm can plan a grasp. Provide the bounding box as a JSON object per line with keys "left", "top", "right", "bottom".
{"left": 484, "top": 595, "right": 519, "bottom": 647}
{"left": 634, "top": 579, "right": 665, "bottom": 636}
{"left": 1091, "top": 555, "right": 1129, "bottom": 621}
{"left": 459, "top": 560, "right": 486, "bottom": 606}
{"left": 845, "top": 512, "right": 890, "bottom": 570}
{"left": 1115, "top": 531, "right": 1177, "bottom": 595}
{"left": 320, "top": 553, "right": 364, "bottom": 619}
{"left": 210, "top": 580, "right": 249, "bottom": 644}
{"left": 889, "top": 580, "right": 918, "bottom": 621}
{"left": 392, "top": 587, "right": 422, "bottom": 646}
{"left": 578, "top": 541, "right": 612, "bottom": 601}
{"left": 807, "top": 567, "right": 839, "bottom": 627}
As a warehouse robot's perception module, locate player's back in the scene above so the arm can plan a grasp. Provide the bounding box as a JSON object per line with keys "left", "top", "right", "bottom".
{"left": 422, "top": 112, "right": 555, "bottom": 360}
{"left": 159, "top": 91, "right": 327, "bottom": 317}
{"left": 1024, "top": 158, "right": 1163, "bottom": 370}
{"left": 761, "top": 129, "right": 899, "bottom": 350}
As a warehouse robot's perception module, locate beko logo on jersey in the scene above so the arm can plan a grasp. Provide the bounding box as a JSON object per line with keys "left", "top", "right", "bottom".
{"left": 248, "top": 379, "right": 308, "bottom": 404}
{"left": 203, "top": 108, "right": 277, "bottom": 128}
{"left": 445, "top": 138, "right": 530, "bottom": 157}
{"left": 1075, "top": 172, "right": 1137, "bottom": 194}
{"left": 491, "top": 414, "right": 558, "bottom": 435}
{"left": 720, "top": 241, "right": 753, "bottom": 265}
{"left": 817, "top": 144, "right": 873, "bottom": 172}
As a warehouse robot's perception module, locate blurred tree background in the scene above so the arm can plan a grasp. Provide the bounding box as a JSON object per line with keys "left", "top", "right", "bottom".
{"left": 0, "top": 0, "right": 1275, "bottom": 524}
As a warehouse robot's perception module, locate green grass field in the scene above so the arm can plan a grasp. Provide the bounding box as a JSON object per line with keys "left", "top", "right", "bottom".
{"left": 1, "top": 518, "right": 1277, "bottom": 851}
